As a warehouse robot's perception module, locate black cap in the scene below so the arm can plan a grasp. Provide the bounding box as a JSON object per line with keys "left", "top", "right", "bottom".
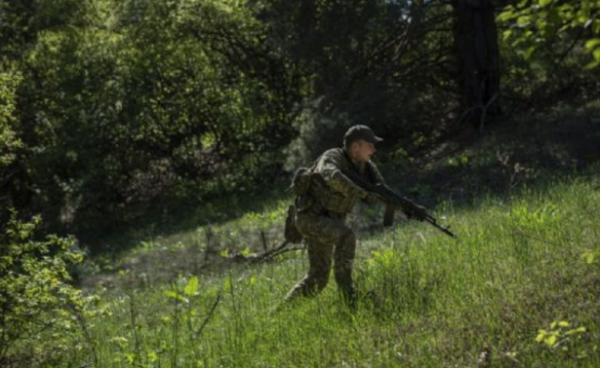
{"left": 343, "top": 125, "right": 383, "bottom": 147}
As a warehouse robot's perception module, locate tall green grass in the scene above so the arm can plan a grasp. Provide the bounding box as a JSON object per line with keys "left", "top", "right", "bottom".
{"left": 33, "top": 174, "right": 600, "bottom": 367}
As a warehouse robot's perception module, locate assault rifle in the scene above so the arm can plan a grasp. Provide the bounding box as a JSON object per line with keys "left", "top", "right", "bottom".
{"left": 341, "top": 168, "right": 456, "bottom": 239}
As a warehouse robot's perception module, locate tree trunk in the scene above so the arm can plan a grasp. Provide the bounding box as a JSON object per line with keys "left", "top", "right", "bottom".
{"left": 452, "top": 0, "right": 501, "bottom": 132}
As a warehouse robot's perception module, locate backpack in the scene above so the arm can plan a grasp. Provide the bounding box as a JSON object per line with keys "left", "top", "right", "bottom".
{"left": 284, "top": 160, "right": 319, "bottom": 243}
{"left": 289, "top": 166, "right": 314, "bottom": 196}
{"left": 284, "top": 204, "right": 303, "bottom": 244}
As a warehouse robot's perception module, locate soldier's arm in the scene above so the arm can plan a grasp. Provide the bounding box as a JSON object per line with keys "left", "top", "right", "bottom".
{"left": 316, "top": 152, "right": 368, "bottom": 198}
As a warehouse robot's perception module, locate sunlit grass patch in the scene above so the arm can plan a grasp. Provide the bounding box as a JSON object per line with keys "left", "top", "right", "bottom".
{"left": 49, "top": 173, "right": 598, "bottom": 368}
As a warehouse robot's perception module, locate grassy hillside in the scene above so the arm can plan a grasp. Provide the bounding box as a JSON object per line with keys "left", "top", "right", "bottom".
{"left": 8, "top": 102, "right": 600, "bottom": 368}
{"left": 25, "top": 168, "right": 599, "bottom": 368}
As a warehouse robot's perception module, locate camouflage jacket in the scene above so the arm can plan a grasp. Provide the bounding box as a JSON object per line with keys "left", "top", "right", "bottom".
{"left": 298, "top": 148, "right": 385, "bottom": 215}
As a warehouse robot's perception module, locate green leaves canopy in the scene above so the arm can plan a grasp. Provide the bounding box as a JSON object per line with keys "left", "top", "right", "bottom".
{"left": 499, "top": 0, "right": 600, "bottom": 67}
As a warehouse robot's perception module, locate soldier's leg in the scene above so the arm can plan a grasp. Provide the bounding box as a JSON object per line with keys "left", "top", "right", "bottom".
{"left": 284, "top": 212, "right": 353, "bottom": 302}
{"left": 284, "top": 238, "right": 333, "bottom": 301}
{"left": 333, "top": 227, "right": 357, "bottom": 307}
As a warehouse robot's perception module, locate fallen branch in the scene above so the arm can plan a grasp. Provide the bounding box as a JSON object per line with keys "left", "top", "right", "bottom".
{"left": 251, "top": 245, "right": 304, "bottom": 263}
{"left": 230, "top": 240, "right": 304, "bottom": 264}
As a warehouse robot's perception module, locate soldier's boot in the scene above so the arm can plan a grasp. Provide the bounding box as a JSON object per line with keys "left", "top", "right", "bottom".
{"left": 339, "top": 285, "right": 358, "bottom": 311}
{"left": 283, "top": 270, "right": 330, "bottom": 302}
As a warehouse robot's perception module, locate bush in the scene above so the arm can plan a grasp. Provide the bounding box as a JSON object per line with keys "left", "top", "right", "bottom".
{"left": 0, "top": 211, "right": 86, "bottom": 365}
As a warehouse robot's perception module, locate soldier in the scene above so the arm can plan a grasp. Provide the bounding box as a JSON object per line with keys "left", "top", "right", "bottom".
{"left": 283, "top": 125, "right": 392, "bottom": 308}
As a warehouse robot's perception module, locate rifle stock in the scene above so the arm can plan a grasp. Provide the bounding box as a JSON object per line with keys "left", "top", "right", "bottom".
{"left": 341, "top": 168, "right": 456, "bottom": 239}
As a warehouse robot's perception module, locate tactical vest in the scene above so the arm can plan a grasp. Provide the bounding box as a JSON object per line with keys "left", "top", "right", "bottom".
{"left": 293, "top": 148, "right": 379, "bottom": 216}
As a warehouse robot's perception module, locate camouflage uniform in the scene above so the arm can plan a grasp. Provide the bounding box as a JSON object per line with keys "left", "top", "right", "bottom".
{"left": 284, "top": 147, "right": 384, "bottom": 305}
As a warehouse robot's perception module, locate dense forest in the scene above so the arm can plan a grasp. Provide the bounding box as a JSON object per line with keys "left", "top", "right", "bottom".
{"left": 2, "top": 0, "right": 598, "bottom": 245}
{"left": 2, "top": 1, "right": 600, "bottom": 367}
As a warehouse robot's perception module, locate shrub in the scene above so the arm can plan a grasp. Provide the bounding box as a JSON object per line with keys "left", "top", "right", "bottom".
{"left": 0, "top": 211, "right": 85, "bottom": 365}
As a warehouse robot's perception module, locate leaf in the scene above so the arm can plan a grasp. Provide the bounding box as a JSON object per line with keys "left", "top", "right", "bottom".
{"left": 125, "top": 353, "right": 136, "bottom": 364}
{"left": 184, "top": 276, "right": 199, "bottom": 296}
{"left": 517, "top": 15, "right": 531, "bottom": 26}
{"left": 497, "top": 11, "right": 516, "bottom": 23}
{"left": 558, "top": 321, "right": 570, "bottom": 327}
{"left": 578, "top": 14, "right": 591, "bottom": 25}
{"left": 565, "top": 327, "right": 587, "bottom": 335}
{"left": 594, "top": 49, "right": 600, "bottom": 61}
{"left": 511, "top": 37, "right": 525, "bottom": 48}
{"left": 164, "top": 290, "right": 178, "bottom": 299}
{"left": 164, "top": 290, "right": 187, "bottom": 303}
{"left": 539, "top": 0, "right": 553, "bottom": 6}
{"left": 523, "top": 45, "right": 536, "bottom": 60}
{"left": 584, "top": 252, "right": 595, "bottom": 264}
{"left": 545, "top": 334, "right": 557, "bottom": 347}
{"left": 536, "top": 330, "right": 547, "bottom": 342}
{"left": 148, "top": 351, "right": 159, "bottom": 363}
{"left": 220, "top": 249, "right": 229, "bottom": 258}
{"left": 224, "top": 278, "right": 232, "bottom": 293}
{"left": 558, "top": 4, "right": 574, "bottom": 13}
{"left": 585, "top": 39, "right": 600, "bottom": 52}
{"left": 536, "top": 18, "right": 548, "bottom": 33}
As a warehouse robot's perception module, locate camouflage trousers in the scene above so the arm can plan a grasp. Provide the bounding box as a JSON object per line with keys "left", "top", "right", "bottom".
{"left": 284, "top": 210, "right": 357, "bottom": 305}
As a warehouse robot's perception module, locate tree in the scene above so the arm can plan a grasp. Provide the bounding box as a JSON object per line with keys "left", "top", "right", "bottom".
{"left": 451, "top": 0, "right": 502, "bottom": 132}
{"left": 0, "top": 62, "right": 24, "bottom": 225}
{"left": 2, "top": 0, "right": 301, "bottom": 242}
{"left": 261, "top": 0, "right": 460, "bottom": 168}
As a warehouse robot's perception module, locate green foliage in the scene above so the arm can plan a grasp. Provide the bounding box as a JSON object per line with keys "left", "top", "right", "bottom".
{"left": 499, "top": 0, "right": 600, "bottom": 67}
{"left": 582, "top": 249, "right": 598, "bottom": 265}
{"left": 0, "top": 61, "right": 22, "bottom": 168}
{"left": 0, "top": 0, "right": 598, "bottom": 259}
{"left": 536, "top": 320, "right": 587, "bottom": 349}
{"left": 446, "top": 154, "right": 469, "bottom": 168}
{"left": 266, "top": 0, "right": 456, "bottom": 166}
{"left": 0, "top": 0, "right": 299, "bottom": 241}
{"left": 506, "top": 202, "right": 562, "bottom": 231}
{"left": 0, "top": 211, "right": 86, "bottom": 364}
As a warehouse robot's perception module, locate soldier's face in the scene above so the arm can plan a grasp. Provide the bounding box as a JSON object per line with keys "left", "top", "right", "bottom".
{"left": 351, "top": 140, "right": 376, "bottom": 163}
